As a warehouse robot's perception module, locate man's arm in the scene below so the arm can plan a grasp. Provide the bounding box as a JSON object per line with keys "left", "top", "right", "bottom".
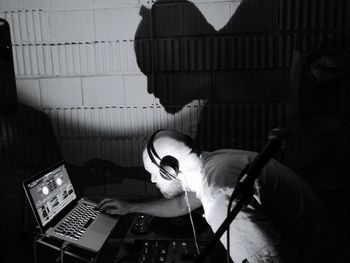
{"left": 97, "top": 191, "right": 202, "bottom": 218}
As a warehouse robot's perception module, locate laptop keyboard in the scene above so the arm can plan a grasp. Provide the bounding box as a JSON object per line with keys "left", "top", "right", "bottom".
{"left": 54, "top": 203, "right": 100, "bottom": 240}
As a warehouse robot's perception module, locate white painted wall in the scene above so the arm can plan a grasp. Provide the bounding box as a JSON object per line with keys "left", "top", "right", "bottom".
{"left": 0, "top": 0, "right": 241, "bottom": 166}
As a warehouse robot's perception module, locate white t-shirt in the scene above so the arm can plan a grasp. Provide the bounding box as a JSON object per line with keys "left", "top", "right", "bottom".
{"left": 198, "top": 149, "right": 322, "bottom": 263}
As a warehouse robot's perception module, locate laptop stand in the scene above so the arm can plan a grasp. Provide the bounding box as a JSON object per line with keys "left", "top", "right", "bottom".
{"left": 34, "top": 234, "right": 118, "bottom": 263}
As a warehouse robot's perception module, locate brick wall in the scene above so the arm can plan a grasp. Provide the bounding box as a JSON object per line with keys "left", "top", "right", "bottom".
{"left": 0, "top": 0, "right": 239, "bottom": 167}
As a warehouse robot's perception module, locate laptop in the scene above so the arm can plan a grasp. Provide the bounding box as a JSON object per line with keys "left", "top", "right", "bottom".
{"left": 23, "top": 161, "right": 119, "bottom": 252}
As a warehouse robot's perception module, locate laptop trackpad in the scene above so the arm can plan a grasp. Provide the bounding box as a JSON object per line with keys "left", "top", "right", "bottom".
{"left": 90, "top": 214, "right": 118, "bottom": 235}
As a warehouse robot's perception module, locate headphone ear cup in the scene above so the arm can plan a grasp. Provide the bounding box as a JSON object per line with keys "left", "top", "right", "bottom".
{"left": 160, "top": 155, "right": 179, "bottom": 180}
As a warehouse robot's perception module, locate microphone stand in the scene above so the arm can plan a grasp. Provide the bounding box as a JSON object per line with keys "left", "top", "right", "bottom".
{"left": 195, "top": 128, "right": 289, "bottom": 263}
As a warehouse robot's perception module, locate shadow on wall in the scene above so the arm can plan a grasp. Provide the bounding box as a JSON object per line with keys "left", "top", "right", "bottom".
{"left": 134, "top": 0, "right": 290, "bottom": 153}
{"left": 0, "top": 103, "right": 63, "bottom": 262}
{"left": 47, "top": 0, "right": 350, "bottom": 195}
{"left": 133, "top": 0, "right": 350, "bottom": 181}
{"left": 79, "top": 0, "right": 289, "bottom": 197}
{"left": 3, "top": 0, "right": 349, "bottom": 184}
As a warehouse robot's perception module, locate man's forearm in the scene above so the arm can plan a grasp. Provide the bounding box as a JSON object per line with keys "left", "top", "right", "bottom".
{"left": 128, "top": 192, "right": 201, "bottom": 217}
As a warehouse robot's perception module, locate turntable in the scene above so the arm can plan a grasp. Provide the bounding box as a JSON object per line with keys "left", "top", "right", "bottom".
{"left": 115, "top": 210, "right": 227, "bottom": 263}
{"left": 125, "top": 208, "right": 212, "bottom": 241}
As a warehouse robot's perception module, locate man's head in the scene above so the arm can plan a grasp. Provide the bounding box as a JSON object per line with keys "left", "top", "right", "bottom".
{"left": 143, "top": 129, "right": 202, "bottom": 198}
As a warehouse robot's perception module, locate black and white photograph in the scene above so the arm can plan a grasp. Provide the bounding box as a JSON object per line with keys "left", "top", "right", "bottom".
{"left": 0, "top": 0, "right": 349, "bottom": 262}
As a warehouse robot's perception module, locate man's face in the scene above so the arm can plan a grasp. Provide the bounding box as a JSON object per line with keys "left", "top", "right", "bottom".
{"left": 143, "top": 149, "right": 183, "bottom": 198}
{"left": 149, "top": 170, "right": 183, "bottom": 199}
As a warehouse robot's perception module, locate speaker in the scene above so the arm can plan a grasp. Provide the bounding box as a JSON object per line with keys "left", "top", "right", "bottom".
{"left": 0, "top": 18, "right": 17, "bottom": 114}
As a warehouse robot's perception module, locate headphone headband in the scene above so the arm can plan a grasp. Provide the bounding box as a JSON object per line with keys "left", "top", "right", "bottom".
{"left": 147, "top": 129, "right": 164, "bottom": 165}
{"left": 146, "top": 129, "right": 180, "bottom": 180}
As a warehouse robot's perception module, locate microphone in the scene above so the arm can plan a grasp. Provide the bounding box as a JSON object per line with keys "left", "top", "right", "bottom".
{"left": 267, "top": 127, "right": 290, "bottom": 150}
{"left": 233, "top": 127, "right": 290, "bottom": 203}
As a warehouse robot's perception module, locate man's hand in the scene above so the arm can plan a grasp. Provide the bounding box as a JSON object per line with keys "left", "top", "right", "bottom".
{"left": 97, "top": 198, "right": 131, "bottom": 215}
{"left": 96, "top": 192, "right": 202, "bottom": 218}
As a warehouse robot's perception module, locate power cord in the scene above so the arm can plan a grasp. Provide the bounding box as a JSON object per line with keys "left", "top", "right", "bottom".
{"left": 227, "top": 165, "right": 250, "bottom": 263}
{"left": 226, "top": 193, "right": 234, "bottom": 263}
{"left": 181, "top": 177, "right": 200, "bottom": 256}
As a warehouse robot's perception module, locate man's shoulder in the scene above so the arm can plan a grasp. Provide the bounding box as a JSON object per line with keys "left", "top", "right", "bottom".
{"left": 203, "top": 149, "right": 257, "bottom": 162}
{"left": 201, "top": 149, "right": 256, "bottom": 188}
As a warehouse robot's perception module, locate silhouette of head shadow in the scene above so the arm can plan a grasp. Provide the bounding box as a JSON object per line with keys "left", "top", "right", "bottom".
{"left": 134, "top": 0, "right": 217, "bottom": 114}
{"left": 133, "top": 0, "right": 288, "bottom": 152}
{"left": 133, "top": 0, "right": 285, "bottom": 115}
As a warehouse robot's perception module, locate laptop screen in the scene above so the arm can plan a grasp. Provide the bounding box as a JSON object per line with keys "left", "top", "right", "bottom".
{"left": 25, "top": 163, "right": 77, "bottom": 227}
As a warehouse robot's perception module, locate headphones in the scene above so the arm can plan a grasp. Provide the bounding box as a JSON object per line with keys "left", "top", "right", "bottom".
{"left": 147, "top": 129, "right": 198, "bottom": 181}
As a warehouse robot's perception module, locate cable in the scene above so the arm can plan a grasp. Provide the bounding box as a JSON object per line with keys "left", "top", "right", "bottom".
{"left": 181, "top": 177, "right": 200, "bottom": 256}
{"left": 227, "top": 184, "right": 240, "bottom": 263}
{"left": 60, "top": 241, "right": 70, "bottom": 263}
{"left": 226, "top": 164, "right": 251, "bottom": 263}
{"left": 227, "top": 196, "right": 233, "bottom": 263}
{"left": 183, "top": 188, "right": 200, "bottom": 256}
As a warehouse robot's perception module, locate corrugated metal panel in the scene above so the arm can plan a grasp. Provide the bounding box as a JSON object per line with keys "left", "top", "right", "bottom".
{"left": 57, "top": 137, "right": 147, "bottom": 167}
{"left": 152, "top": 69, "right": 288, "bottom": 106}
{"left": 151, "top": 0, "right": 279, "bottom": 36}
{"left": 134, "top": 39, "right": 152, "bottom": 72}
{"left": 279, "top": 0, "right": 350, "bottom": 31}
{"left": 40, "top": 104, "right": 203, "bottom": 166}
{"left": 3, "top": 10, "right": 44, "bottom": 44}
{"left": 212, "top": 70, "right": 289, "bottom": 102}
{"left": 196, "top": 103, "right": 287, "bottom": 152}
{"left": 149, "top": 31, "right": 350, "bottom": 72}
{"left": 37, "top": 103, "right": 286, "bottom": 165}
{"left": 219, "top": 0, "right": 280, "bottom": 34}
{"left": 12, "top": 41, "right": 139, "bottom": 77}
{"left": 152, "top": 35, "right": 293, "bottom": 72}
{"left": 154, "top": 72, "right": 212, "bottom": 105}
{"left": 0, "top": 0, "right": 96, "bottom": 11}
{"left": 296, "top": 31, "right": 350, "bottom": 53}
{"left": 136, "top": 0, "right": 350, "bottom": 82}
{"left": 1, "top": 103, "right": 286, "bottom": 166}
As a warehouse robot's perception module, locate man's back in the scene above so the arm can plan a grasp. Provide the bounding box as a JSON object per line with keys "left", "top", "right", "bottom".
{"left": 199, "top": 149, "right": 322, "bottom": 262}
{"left": 258, "top": 158, "right": 323, "bottom": 262}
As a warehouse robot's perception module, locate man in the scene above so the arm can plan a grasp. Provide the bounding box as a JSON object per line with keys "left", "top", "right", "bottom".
{"left": 98, "top": 129, "right": 322, "bottom": 263}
